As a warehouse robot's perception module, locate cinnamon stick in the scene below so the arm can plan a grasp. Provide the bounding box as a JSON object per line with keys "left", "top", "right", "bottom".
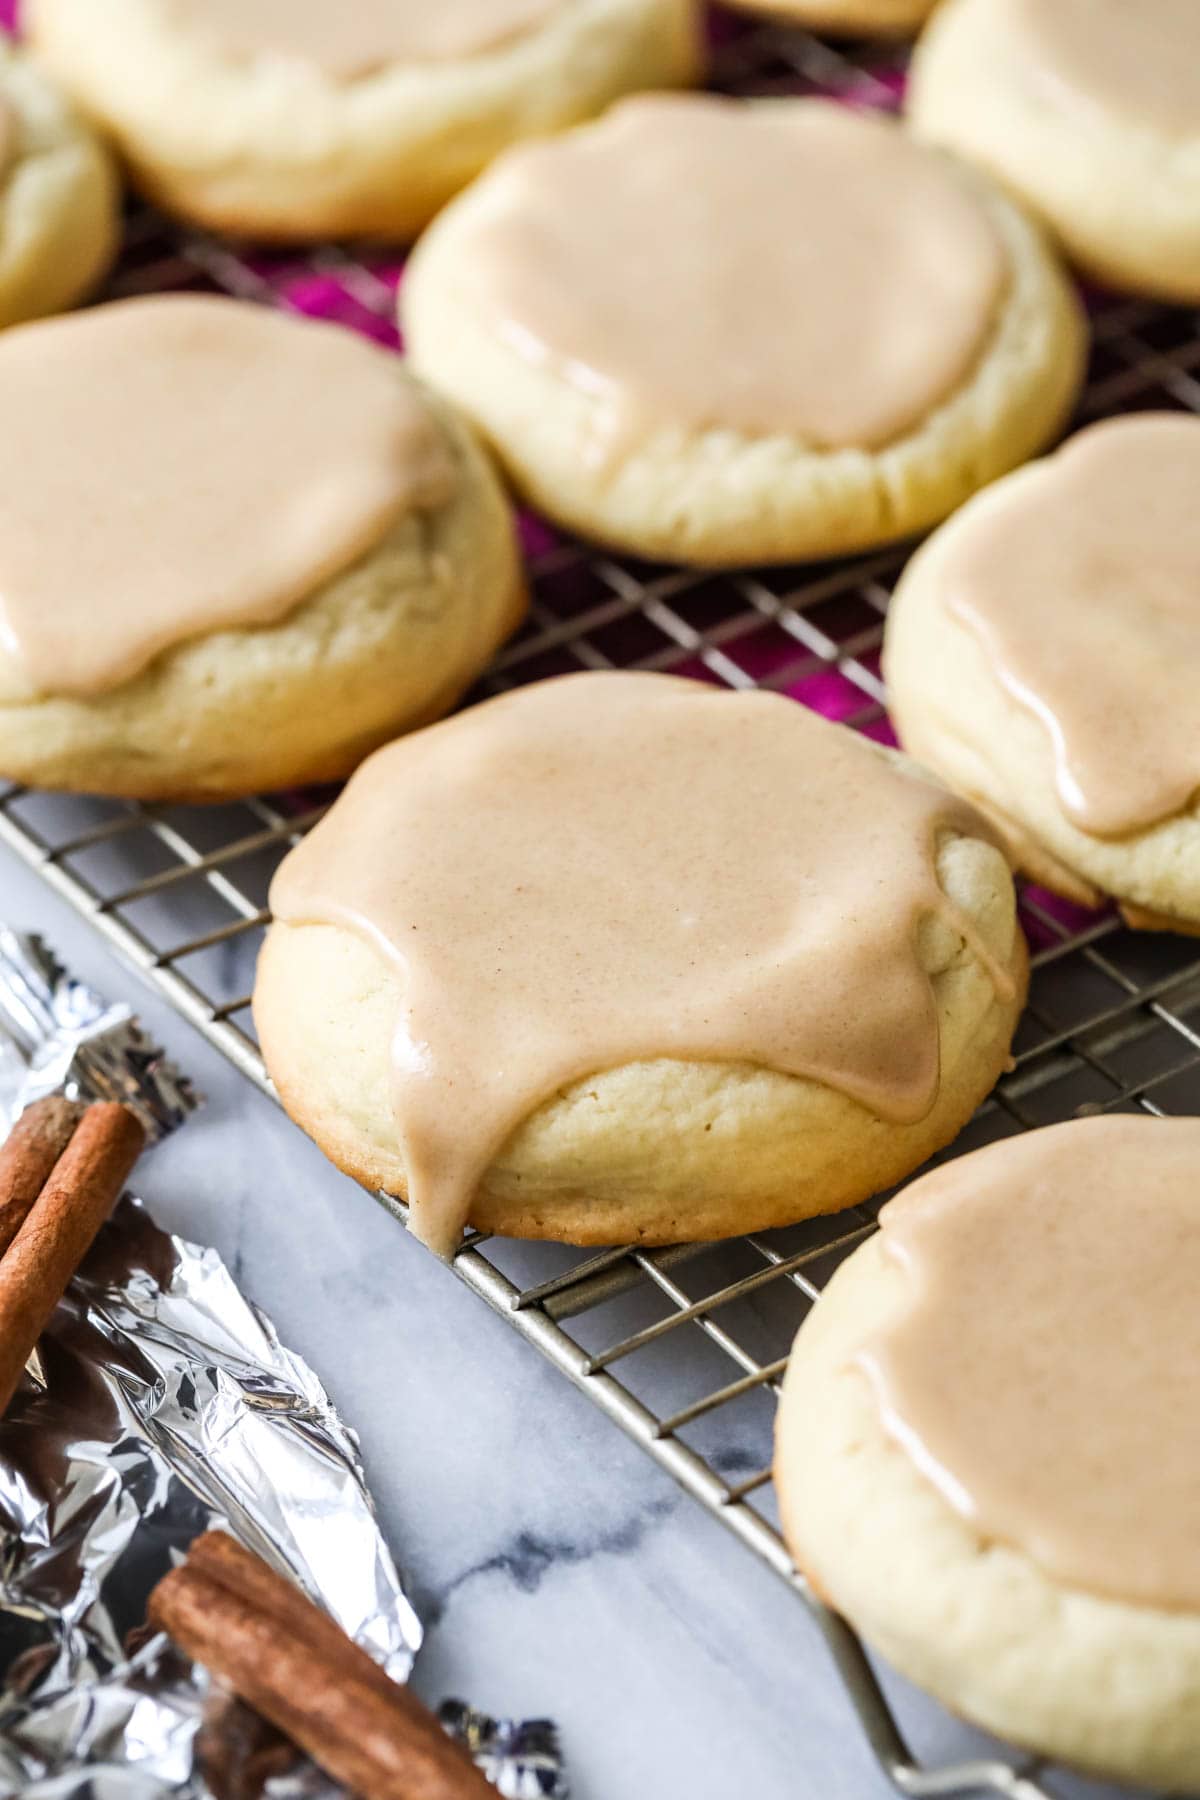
{"left": 184, "top": 1531, "right": 412, "bottom": 1711}
{"left": 0, "top": 1096, "right": 84, "bottom": 1257}
{"left": 0, "top": 1101, "right": 145, "bottom": 1415}
{"left": 150, "top": 1533, "right": 492, "bottom": 1800}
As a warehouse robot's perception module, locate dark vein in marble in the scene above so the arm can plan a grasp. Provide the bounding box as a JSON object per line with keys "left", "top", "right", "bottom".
{"left": 425, "top": 1437, "right": 768, "bottom": 1623}
{"left": 428, "top": 1493, "right": 677, "bottom": 1621}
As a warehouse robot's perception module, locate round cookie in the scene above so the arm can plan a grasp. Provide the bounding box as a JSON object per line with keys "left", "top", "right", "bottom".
{"left": 908, "top": 0, "right": 1200, "bottom": 300}
{"left": 402, "top": 95, "right": 1084, "bottom": 566}
{"left": 25, "top": 0, "right": 700, "bottom": 243}
{"left": 722, "top": 0, "right": 933, "bottom": 37}
{"left": 0, "top": 295, "right": 525, "bottom": 801}
{"left": 776, "top": 1116, "right": 1200, "bottom": 1793}
{"left": 0, "top": 38, "right": 117, "bottom": 327}
{"left": 255, "top": 672, "right": 1026, "bottom": 1256}
{"left": 884, "top": 413, "right": 1200, "bottom": 930}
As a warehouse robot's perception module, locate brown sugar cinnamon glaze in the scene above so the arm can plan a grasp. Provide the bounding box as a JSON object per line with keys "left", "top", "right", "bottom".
{"left": 270, "top": 672, "right": 1015, "bottom": 1254}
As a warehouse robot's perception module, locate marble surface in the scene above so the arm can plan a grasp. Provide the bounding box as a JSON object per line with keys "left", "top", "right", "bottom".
{"left": 0, "top": 842, "right": 1133, "bottom": 1800}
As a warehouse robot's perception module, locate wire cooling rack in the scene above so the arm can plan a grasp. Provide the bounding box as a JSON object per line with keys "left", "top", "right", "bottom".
{"left": 4, "top": 14, "right": 1200, "bottom": 1800}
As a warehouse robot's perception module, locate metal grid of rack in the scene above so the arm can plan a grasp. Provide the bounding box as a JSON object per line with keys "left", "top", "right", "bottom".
{"left": 2, "top": 15, "right": 1199, "bottom": 1799}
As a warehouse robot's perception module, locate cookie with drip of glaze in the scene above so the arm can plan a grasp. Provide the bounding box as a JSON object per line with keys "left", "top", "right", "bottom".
{"left": 777, "top": 1116, "right": 1200, "bottom": 1793}
{"left": 0, "top": 295, "right": 525, "bottom": 801}
{"left": 884, "top": 413, "right": 1200, "bottom": 931}
{"left": 255, "top": 671, "right": 1026, "bottom": 1255}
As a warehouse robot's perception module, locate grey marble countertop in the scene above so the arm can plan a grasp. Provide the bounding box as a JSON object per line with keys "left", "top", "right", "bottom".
{"left": 0, "top": 842, "right": 1130, "bottom": 1800}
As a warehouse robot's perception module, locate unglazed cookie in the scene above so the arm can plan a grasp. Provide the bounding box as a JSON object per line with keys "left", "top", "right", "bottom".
{"left": 909, "top": 0, "right": 1200, "bottom": 300}
{"left": 403, "top": 95, "right": 1084, "bottom": 566}
{"left": 885, "top": 414, "right": 1200, "bottom": 930}
{"left": 777, "top": 1116, "right": 1200, "bottom": 1792}
{"left": 26, "top": 0, "right": 700, "bottom": 242}
{"left": 0, "top": 295, "right": 524, "bottom": 801}
{"left": 256, "top": 672, "right": 1026, "bottom": 1256}
{"left": 723, "top": 0, "right": 933, "bottom": 37}
{"left": 0, "top": 38, "right": 117, "bottom": 327}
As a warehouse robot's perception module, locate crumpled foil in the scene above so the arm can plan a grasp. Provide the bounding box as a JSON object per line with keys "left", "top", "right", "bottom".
{"left": 437, "top": 1704, "right": 567, "bottom": 1800}
{"left": 0, "top": 929, "right": 567, "bottom": 1798}
{"left": 0, "top": 928, "right": 198, "bottom": 1141}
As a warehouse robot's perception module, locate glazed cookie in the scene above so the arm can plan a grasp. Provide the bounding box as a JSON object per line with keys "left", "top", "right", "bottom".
{"left": 403, "top": 95, "right": 1084, "bottom": 566}
{"left": 256, "top": 671, "right": 1026, "bottom": 1256}
{"left": 777, "top": 1116, "right": 1200, "bottom": 1792}
{"left": 885, "top": 413, "right": 1200, "bottom": 930}
{"left": 723, "top": 0, "right": 933, "bottom": 37}
{"left": 26, "top": 0, "right": 700, "bottom": 242}
{"left": 909, "top": 0, "right": 1200, "bottom": 300}
{"left": 0, "top": 294, "right": 524, "bottom": 801}
{"left": 0, "top": 38, "right": 117, "bottom": 327}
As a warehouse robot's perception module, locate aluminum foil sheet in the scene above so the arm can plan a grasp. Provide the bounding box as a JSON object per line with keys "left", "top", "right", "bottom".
{"left": 437, "top": 1704, "right": 567, "bottom": 1800}
{"left": 0, "top": 930, "right": 567, "bottom": 1798}
{"left": 0, "top": 927, "right": 197, "bottom": 1140}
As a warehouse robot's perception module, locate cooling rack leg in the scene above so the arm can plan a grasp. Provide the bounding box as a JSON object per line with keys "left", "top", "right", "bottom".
{"left": 809, "top": 1605, "right": 915, "bottom": 1782}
